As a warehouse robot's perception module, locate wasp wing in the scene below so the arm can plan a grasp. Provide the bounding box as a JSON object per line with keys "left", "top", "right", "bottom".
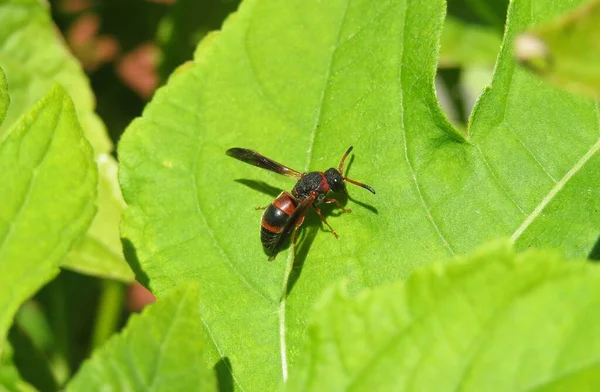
{"left": 267, "top": 193, "right": 316, "bottom": 261}
{"left": 226, "top": 148, "right": 303, "bottom": 179}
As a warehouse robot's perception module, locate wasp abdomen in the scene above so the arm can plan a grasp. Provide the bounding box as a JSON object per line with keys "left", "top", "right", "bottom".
{"left": 260, "top": 192, "right": 297, "bottom": 257}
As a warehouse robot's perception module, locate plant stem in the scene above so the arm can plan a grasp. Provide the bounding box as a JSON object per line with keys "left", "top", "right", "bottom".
{"left": 91, "top": 280, "right": 124, "bottom": 349}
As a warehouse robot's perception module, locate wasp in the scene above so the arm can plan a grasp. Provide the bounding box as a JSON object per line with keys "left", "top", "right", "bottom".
{"left": 226, "top": 146, "right": 375, "bottom": 261}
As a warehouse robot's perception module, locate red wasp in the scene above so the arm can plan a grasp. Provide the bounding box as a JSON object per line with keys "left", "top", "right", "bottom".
{"left": 226, "top": 146, "right": 375, "bottom": 261}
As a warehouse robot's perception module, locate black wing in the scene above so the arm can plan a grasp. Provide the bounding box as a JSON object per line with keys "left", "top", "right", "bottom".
{"left": 226, "top": 148, "right": 303, "bottom": 179}
{"left": 267, "top": 193, "right": 316, "bottom": 261}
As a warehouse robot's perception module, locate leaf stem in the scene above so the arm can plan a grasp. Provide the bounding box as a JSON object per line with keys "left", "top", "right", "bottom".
{"left": 91, "top": 280, "right": 124, "bottom": 349}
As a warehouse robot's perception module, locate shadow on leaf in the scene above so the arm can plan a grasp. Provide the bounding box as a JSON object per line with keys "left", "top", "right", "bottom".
{"left": 588, "top": 233, "right": 600, "bottom": 262}
{"left": 285, "top": 217, "right": 320, "bottom": 296}
{"left": 348, "top": 195, "right": 378, "bottom": 214}
{"left": 234, "top": 179, "right": 283, "bottom": 199}
{"left": 121, "top": 237, "right": 150, "bottom": 287}
{"left": 214, "top": 356, "right": 234, "bottom": 392}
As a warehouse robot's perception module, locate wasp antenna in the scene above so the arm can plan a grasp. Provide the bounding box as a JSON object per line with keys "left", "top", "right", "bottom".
{"left": 338, "top": 146, "right": 354, "bottom": 175}
{"left": 344, "top": 177, "right": 375, "bottom": 194}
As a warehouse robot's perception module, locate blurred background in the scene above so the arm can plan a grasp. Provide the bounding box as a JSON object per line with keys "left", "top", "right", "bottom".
{"left": 50, "top": 0, "right": 508, "bottom": 146}
{"left": 13, "top": 0, "right": 509, "bottom": 389}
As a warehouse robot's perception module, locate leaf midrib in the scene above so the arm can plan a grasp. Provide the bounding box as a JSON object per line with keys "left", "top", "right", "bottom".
{"left": 277, "top": 0, "right": 353, "bottom": 383}
{"left": 0, "top": 94, "right": 62, "bottom": 260}
{"left": 510, "top": 102, "right": 600, "bottom": 242}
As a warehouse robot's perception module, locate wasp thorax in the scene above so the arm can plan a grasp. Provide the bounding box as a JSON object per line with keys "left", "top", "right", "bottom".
{"left": 324, "top": 168, "right": 346, "bottom": 193}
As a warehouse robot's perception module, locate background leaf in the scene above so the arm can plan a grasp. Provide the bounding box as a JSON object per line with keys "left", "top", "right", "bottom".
{"left": 61, "top": 157, "right": 133, "bottom": 282}
{"left": 157, "top": 0, "right": 240, "bottom": 82}
{"left": 439, "top": 16, "right": 502, "bottom": 68}
{"left": 0, "top": 344, "right": 35, "bottom": 392}
{"left": 66, "top": 283, "right": 217, "bottom": 392}
{"left": 515, "top": 0, "right": 600, "bottom": 99}
{"left": 0, "top": 85, "right": 97, "bottom": 341}
{"left": 287, "top": 241, "right": 600, "bottom": 391}
{"left": 119, "top": 0, "right": 600, "bottom": 389}
{"left": 0, "top": 0, "right": 132, "bottom": 282}
{"left": 7, "top": 326, "right": 57, "bottom": 392}
{"left": 447, "top": 0, "right": 509, "bottom": 30}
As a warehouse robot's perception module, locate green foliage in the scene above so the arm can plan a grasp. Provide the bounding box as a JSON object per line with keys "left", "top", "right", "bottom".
{"left": 447, "top": 0, "right": 509, "bottom": 30}
{"left": 119, "top": 0, "right": 600, "bottom": 389}
{"left": 8, "top": 326, "right": 57, "bottom": 392}
{"left": 60, "top": 157, "right": 132, "bottom": 282}
{"left": 0, "top": 68, "right": 7, "bottom": 125}
{"left": 157, "top": 0, "right": 241, "bottom": 81}
{"left": 0, "top": 85, "right": 97, "bottom": 341}
{"left": 516, "top": 0, "right": 600, "bottom": 99}
{"left": 66, "top": 283, "right": 216, "bottom": 392}
{"left": 0, "top": 0, "right": 108, "bottom": 152}
{"left": 0, "top": 345, "right": 35, "bottom": 392}
{"left": 0, "top": 0, "right": 132, "bottom": 282}
{"left": 0, "top": 0, "right": 597, "bottom": 389}
{"left": 287, "top": 241, "right": 600, "bottom": 390}
{"left": 439, "top": 16, "right": 502, "bottom": 68}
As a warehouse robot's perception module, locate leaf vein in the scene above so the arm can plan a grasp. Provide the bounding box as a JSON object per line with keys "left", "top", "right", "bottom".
{"left": 191, "top": 151, "right": 273, "bottom": 303}
{"left": 504, "top": 121, "right": 557, "bottom": 183}
{"left": 510, "top": 135, "right": 600, "bottom": 242}
{"left": 199, "top": 315, "right": 247, "bottom": 392}
{"left": 242, "top": 32, "right": 306, "bottom": 132}
{"left": 304, "top": 0, "right": 350, "bottom": 171}
{"left": 0, "top": 98, "right": 62, "bottom": 260}
{"left": 146, "top": 287, "right": 190, "bottom": 391}
{"left": 279, "top": 0, "right": 353, "bottom": 383}
{"left": 474, "top": 145, "right": 527, "bottom": 215}
{"left": 397, "top": 0, "right": 455, "bottom": 256}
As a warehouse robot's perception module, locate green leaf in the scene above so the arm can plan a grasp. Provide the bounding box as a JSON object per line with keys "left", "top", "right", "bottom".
{"left": 61, "top": 157, "right": 133, "bottom": 282}
{"left": 0, "top": 67, "right": 7, "bottom": 126}
{"left": 66, "top": 283, "right": 217, "bottom": 392}
{"left": 439, "top": 16, "right": 503, "bottom": 68}
{"left": 447, "top": 0, "right": 509, "bottom": 30}
{"left": 8, "top": 326, "right": 57, "bottom": 392}
{"left": 0, "top": 345, "right": 35, "bottom": 392}
{"left": 0, "top": 0, "right": 132, "bottom": 282}
{"left": 157, "top": 0, "right": 240, "bottom": 82}
{"left": 515, "top": 0, "right": 600, "bottom": 99}
{"left": 0, "top": 0, "right": 109, "bottom": 153}
{"left": 287, "top": 241, "right": 600, "bottom": 391}
{"left": 0, "top": 85, "right": 97, "bottom": 341}
{"left": 119, "top": 0, "right": 600, "bottom": 389}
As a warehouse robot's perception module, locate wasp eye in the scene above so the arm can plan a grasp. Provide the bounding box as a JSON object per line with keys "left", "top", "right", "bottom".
{"left": 325, "top": 168, "right": 346, "bottom": 193}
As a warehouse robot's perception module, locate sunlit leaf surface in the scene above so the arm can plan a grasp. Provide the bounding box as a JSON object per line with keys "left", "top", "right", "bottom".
{"left": 119, "top": 0, "right": 600, "bottom": 389}
{"left": 288, "top": 241, "right": 600, "bottom": 391}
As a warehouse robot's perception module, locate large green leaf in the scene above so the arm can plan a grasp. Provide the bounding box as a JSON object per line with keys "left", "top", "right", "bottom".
{"left": 66, "top": 283, "right": 216, "bottom": 392}
{"left": 0, "top": 0, "right": 132, "bottom": 282}
{"left": 0, "top": 85, "right": 97, "bottom": 342}
{"left": 287, "top": 241, "right": 600, "bottom": 390}
{"left": 516, "top": 0, "right": 600, "bottom": 99}
{"left": 119, "top": 0, "right": 600, "bottom": 389}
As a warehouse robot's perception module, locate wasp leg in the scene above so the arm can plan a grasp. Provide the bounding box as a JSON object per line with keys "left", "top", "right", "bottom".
{"left": 324, "top": 198, "right": 351, "bottom": 213}
{"left": 255, "top": 205, "right": 269, "bottom": 210}
{"left": 314, "top": 207, "right": 339, "bottom": 239}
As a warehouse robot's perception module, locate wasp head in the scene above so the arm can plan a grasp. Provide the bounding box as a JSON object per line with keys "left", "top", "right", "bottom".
{"left": 324, "top": 168, "right": 346, "bottom": 193}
